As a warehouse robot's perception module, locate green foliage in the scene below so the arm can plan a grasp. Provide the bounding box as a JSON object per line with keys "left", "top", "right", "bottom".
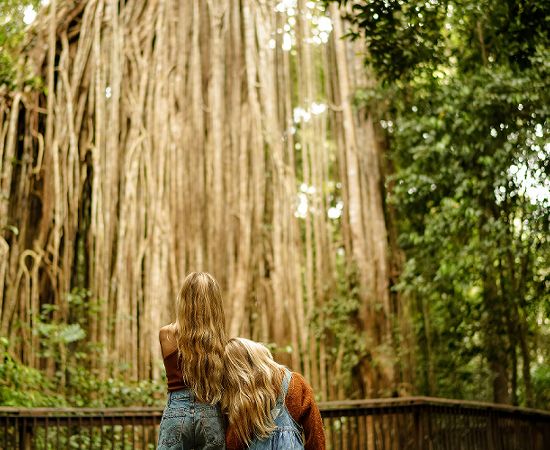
{"left": 30, "top": 428, "right": 157, "bottom": 450}
{"left": 385, "top": 36, "right": 548, "bottom": 409}
{"left": 1, "top": 288, "right": 165, "bottom": 408}
{"left": 317, "top": 256, "right": 369, "bottom": 396}
{"left": 65, "top": 371, "right": 165, "bottom": 408}
{"left": 36, "top": 289, "right": 94, "bottom": 363}
{"left": 336, "top": 0, "right": 450, "bottom": 82}
{"left": 0, "top": 337, "right": 67, "bottom": 406}
{"left": 336, "top": 0, "right": 550, "bottom": 82}
{"left": 338, "top": 0, "right": 550, "bottom": 407}
{"left": 532, "top": 364, "right": 550, "bottom": 408}
{"left": 0, "top": 0, "right": 41, "bottom": 87}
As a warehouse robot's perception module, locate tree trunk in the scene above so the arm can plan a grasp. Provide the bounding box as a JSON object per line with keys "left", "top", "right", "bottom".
{"left": 0, "top": 0, "right": 400, "bottom": 399}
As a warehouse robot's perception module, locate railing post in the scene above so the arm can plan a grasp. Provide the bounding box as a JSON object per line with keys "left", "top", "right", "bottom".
{"left": 487, "top": 412, "right": 496, "bottom": 450}
{"left": 18, "top": 420, "right": 31, "bottom": 450}
{"left": 414, "top": 406, "right": 423, "bottom": 450}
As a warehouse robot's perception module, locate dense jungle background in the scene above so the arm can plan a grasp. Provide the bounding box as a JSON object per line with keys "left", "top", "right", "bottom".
{"left": 0, "top": 0, "right": 548, "bottom": 410}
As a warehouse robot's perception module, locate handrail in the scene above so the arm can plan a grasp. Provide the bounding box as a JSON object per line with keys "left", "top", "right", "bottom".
{"left": 318, "top": 396, "right": 550, "bottom": 416}
{"left": 1, "top": 396, "right": 548, "bottom": 416}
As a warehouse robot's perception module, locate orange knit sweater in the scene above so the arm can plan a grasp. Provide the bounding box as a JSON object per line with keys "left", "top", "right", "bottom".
{"left": 225, "top": 372, "right": 326, "bottom": 450}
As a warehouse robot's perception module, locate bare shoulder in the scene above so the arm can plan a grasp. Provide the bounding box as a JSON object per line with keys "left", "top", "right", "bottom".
{"left": 159, "top": 323, "right": 177, "bottom": 356}
{"left": 159, "top": 323, "right": 176, "bottom": 338}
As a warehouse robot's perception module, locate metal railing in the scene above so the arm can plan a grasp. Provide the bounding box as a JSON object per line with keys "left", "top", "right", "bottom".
{"left": 1, "top": 397, "right": 549, "bottom": 449}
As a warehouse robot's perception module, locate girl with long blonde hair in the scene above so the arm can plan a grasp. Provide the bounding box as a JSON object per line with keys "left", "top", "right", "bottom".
{"left": 158, "top": 272, "right": 227, "bottom": 450}
{"left": 223, "top": 338, "right": 325, "bottom": 450}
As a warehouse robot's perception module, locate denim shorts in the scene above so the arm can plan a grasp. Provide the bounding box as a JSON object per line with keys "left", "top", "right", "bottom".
{"left": 157, "top": 389, "right": 225, "bottom": 450}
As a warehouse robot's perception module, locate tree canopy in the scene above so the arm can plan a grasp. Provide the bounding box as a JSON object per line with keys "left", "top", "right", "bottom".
{"left": 337, "top": 0, "right": 549, "bottom": 407}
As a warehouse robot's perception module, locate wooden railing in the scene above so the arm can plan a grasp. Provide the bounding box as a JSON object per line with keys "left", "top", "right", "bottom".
{"left": 1, "top": 397, "right": 549, "bottom": 449}
{"left": 319, "top": 397, "right": 550, "bottom": 450}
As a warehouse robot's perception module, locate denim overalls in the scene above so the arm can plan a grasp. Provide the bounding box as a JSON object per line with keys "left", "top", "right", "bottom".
{"left": 249, "top": 368, "right": 305, "bottom": 450}
{"left": 157, "top": 389, "right": 225, "bottom": 450}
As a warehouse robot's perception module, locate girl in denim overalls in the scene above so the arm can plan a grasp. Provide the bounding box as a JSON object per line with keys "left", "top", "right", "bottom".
{"left": 157, "top": 272, "right": 227, "bottom": 449}
{"left": 223, "top": 338, "right": 325, "bottom": 450}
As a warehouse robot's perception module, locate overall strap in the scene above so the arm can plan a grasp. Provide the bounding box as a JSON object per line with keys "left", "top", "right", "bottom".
{"left": 276, "top": 368, "right": 292, "bottom": 405}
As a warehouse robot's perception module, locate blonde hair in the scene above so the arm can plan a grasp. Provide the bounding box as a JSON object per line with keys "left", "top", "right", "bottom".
{"left": 222, "top": 338, "right": 285, "bottom": 445}
{"left": 175, "top": 272, "right": 226, "bottom": 403}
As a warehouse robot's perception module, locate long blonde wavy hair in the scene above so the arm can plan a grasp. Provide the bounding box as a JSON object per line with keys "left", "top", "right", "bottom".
{"left": 175, "top": 272, "right": 226, "bottom": 404}
{"left": 222, "top": 338, "right": 285, "bottom": 445}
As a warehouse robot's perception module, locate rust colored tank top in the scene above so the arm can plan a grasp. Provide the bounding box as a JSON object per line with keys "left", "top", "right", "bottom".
{"left": 163, "top": 349, "right": 190, "bottom": 392}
